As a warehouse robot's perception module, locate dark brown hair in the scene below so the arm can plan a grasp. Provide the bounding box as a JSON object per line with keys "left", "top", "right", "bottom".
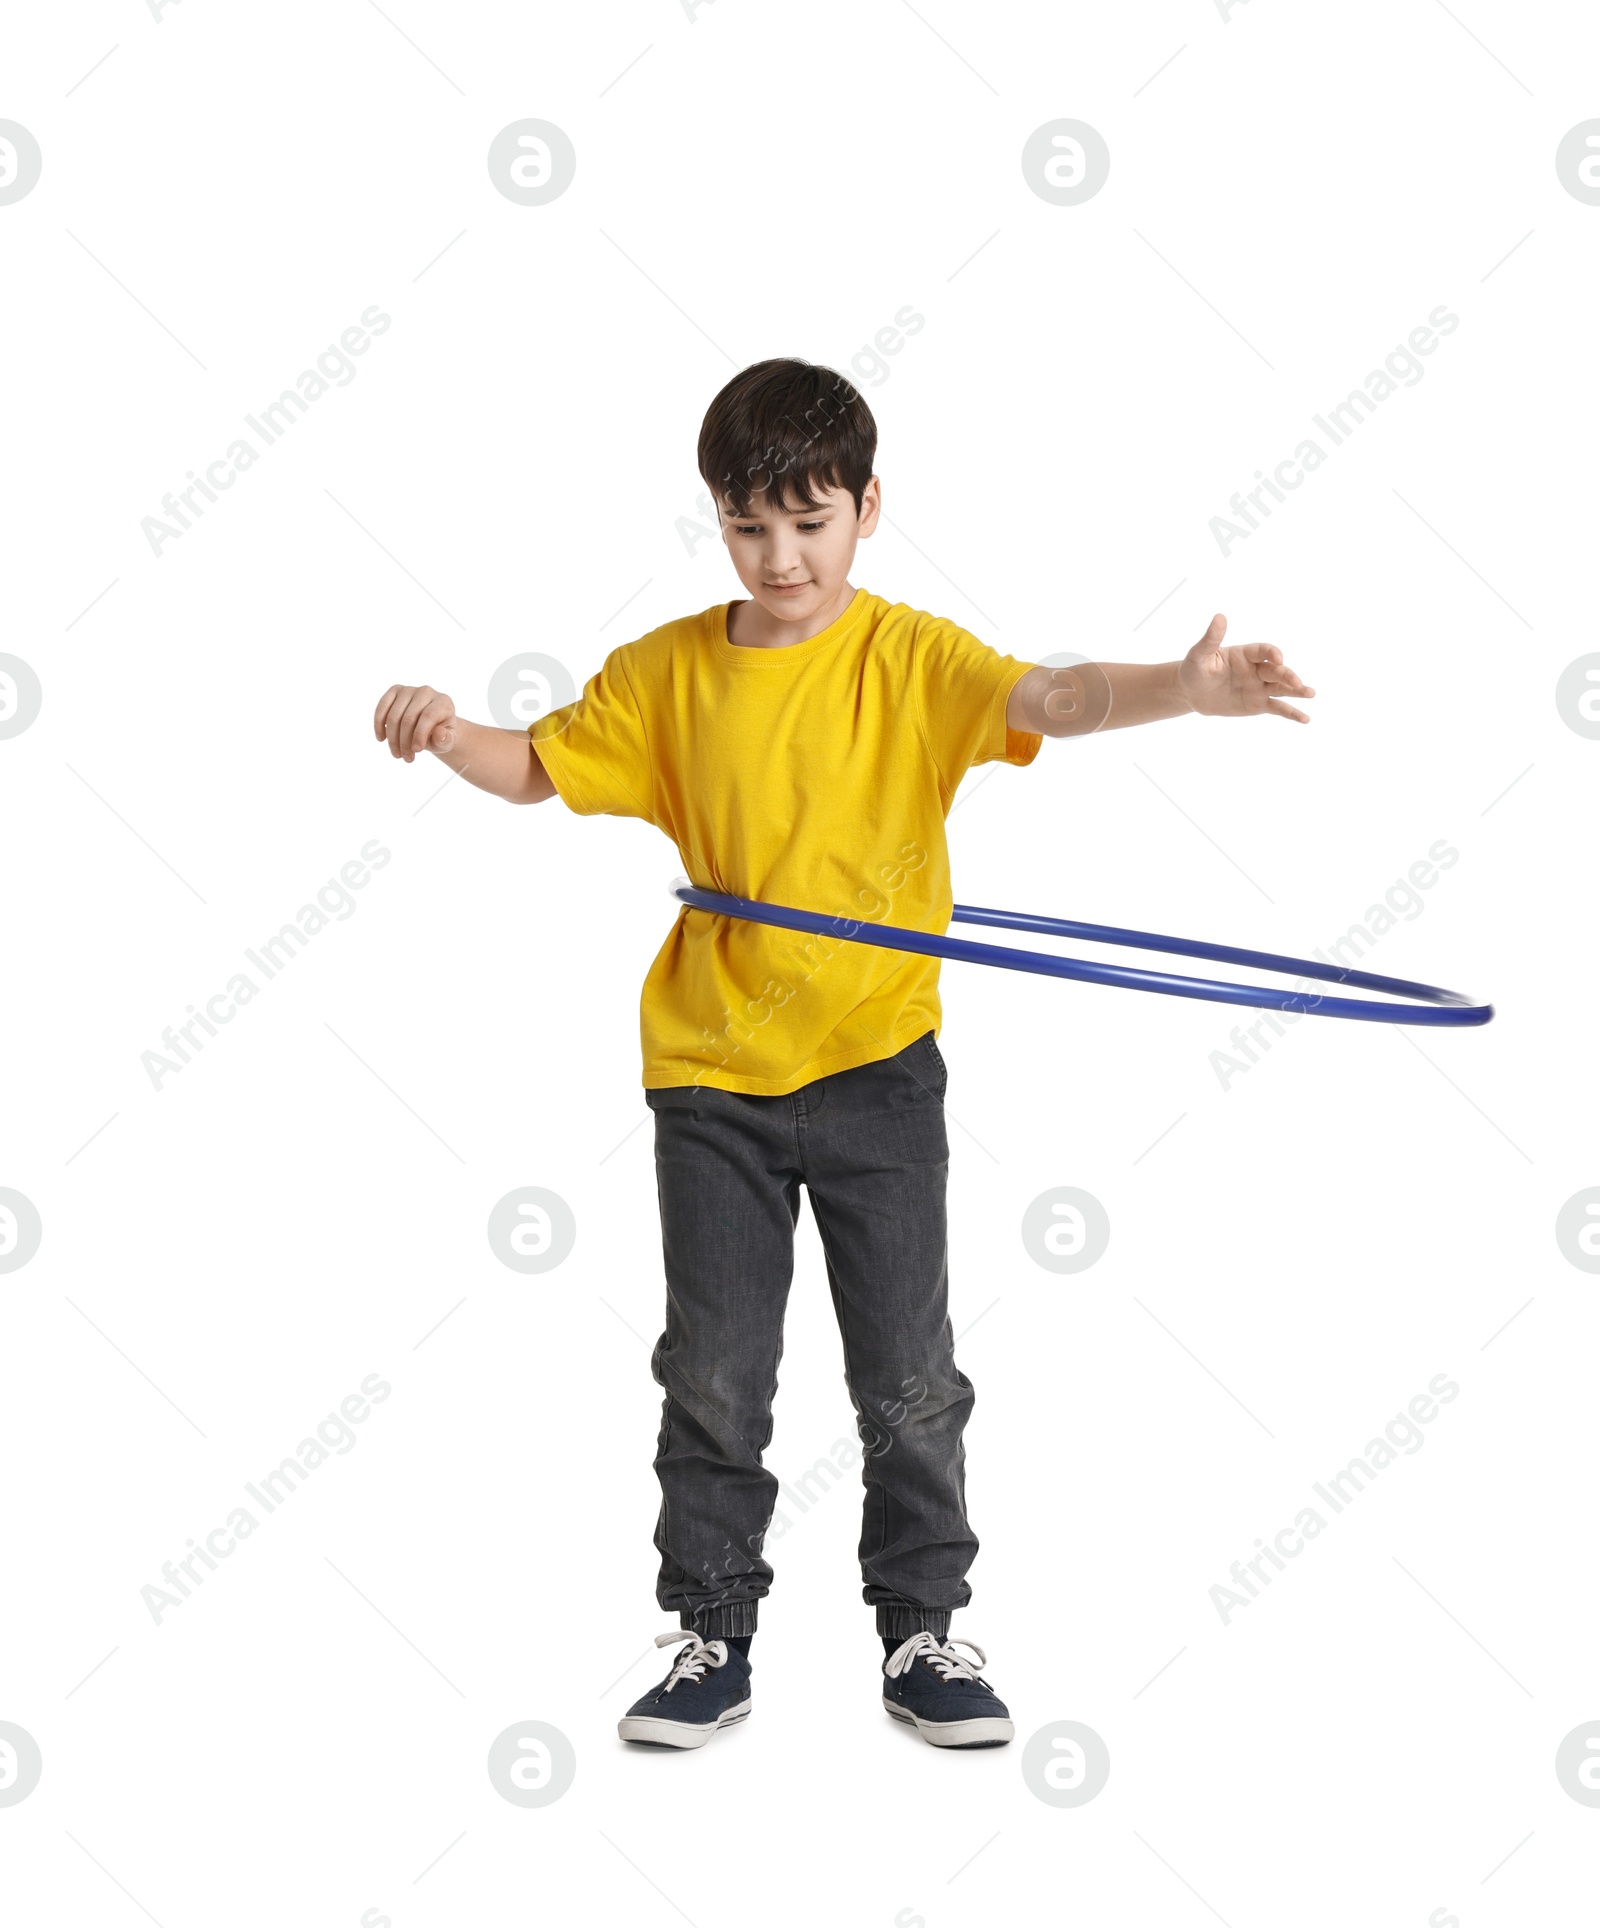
{"left": 698, "top": 358, "right": 877, "bottom": 518}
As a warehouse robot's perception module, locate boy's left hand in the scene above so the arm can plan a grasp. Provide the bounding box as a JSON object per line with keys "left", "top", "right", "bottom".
{"left": 1179, "top": 613, "right": 1316, "bottom": 723}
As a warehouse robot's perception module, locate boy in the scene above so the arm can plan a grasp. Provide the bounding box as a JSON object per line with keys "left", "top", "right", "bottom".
{"left": 372, "top": 359, "right": 1314, "bottom": 1751}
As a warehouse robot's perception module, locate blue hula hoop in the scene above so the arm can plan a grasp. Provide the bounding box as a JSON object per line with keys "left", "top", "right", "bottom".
{"left": 669, "top": 882, "right": 1494, "bottom": 1027}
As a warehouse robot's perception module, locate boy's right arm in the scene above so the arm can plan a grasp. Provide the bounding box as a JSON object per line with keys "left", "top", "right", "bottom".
{"left": 372, "top": 684, "right": 556, "bottom": 804}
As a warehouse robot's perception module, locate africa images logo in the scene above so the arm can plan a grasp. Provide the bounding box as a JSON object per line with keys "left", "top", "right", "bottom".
{"left": 1209, "top": 307, "right": 1459, "bottom": 556}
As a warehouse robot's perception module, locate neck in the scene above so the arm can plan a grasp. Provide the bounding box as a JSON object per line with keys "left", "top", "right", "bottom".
{"left": 727, "top": 581, "right": 856, "bottom": 649}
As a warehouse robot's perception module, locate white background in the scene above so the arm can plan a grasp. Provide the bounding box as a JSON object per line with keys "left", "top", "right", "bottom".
{"left": 3, "top": 1, "right": 1597, "bottom": 1923}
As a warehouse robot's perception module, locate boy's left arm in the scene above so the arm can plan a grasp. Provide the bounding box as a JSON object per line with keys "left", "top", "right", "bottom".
{"left": 1008, "top": 612, "right": 1315, "bottom": 738}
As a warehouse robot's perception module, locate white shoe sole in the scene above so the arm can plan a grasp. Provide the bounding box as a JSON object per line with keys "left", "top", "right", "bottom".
{"left": 618, "top": 1700, "right": 752, "bottom": 1749}
{"left": 884, "top": 1698, "right": 1014, "bottom": 1748}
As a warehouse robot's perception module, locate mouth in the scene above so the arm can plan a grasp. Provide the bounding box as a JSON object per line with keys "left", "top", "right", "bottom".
{"left": 765, "top": 581, "right": 811, "bottom": 595}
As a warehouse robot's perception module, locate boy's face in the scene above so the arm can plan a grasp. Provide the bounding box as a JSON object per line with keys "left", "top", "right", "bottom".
{"left": 715, "top": 476, "right": 880, "bottom": 626}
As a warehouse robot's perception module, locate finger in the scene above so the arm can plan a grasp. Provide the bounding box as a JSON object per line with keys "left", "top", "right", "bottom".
{"left": 415, "top": 697, "right": 454, "bottom": 753}
{"left": 1261, "top": 670, "right": 1315, "bottom": 695}
{"left": 1244, "top": 643, "right": 1282, "bottom": 666}
{"left": 385, "top": 689, "right": 424, "bottom": 757}
{"left": 1193, "top": 612, "right": 1227, "bottom": 654}
{"left": 397, "top": 687, "right": 436, "bottom": 760}
{"left": 378, "top": 689, "right": 412, "bottom": 758}
{"left": 373, "top": 685, "right": 402, "bottom": 740}
{"left": 383, "top": 690, "right": 416, "bottom": 757}
{"left": 377, "top": 686, "right": 414, "bottom": 750}
{"left": 1265, "top": 696, "right": 1309, "bottom": 723}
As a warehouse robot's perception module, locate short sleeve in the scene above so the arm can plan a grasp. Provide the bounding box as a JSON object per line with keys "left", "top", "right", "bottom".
{"left": 528, "top": 648, "right": 657, "bottom": 823}
{"left": 910, "top": 615, "right": 1042, "bottom": 795}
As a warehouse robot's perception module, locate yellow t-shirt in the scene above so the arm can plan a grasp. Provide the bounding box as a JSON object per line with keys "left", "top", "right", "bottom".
{"left": 528, "top": 586, "right": 1042, "bottom": 1094}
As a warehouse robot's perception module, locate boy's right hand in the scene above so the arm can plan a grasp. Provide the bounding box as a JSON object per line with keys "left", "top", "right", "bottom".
{"left": 374, "top": 684, "right": 457, "bottom": 761}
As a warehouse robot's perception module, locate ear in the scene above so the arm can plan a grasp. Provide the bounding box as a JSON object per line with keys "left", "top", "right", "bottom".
{"left": 857, "top": 474, "right": 882, "bottom": 535}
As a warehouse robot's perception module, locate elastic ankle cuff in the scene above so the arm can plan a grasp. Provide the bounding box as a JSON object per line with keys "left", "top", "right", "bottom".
{"left": 876, "top": 1605, "right": 952, "bottom": 1640}
{"left": 682, "top": 1601, "right": 759, "bottom": 1638}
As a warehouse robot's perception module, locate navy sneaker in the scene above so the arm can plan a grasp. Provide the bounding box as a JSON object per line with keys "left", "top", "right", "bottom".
{"left": 882, "top": 1632, "right": 1014, "bottom": 1748}
{"left": 618, "top": 1631, "right": 752, "bottom": 1749}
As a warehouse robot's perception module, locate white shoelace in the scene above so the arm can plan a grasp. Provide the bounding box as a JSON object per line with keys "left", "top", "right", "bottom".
{"left": 654, "top": 1630, "right": 730, "bottom": 1692}
{"left": 884, "top": 1631, "right": 989, "bottom": 1682}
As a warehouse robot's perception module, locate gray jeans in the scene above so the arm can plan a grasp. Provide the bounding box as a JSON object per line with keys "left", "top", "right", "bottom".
{"left": 644, "top": 1030, "right": 978, "bottom": 1640}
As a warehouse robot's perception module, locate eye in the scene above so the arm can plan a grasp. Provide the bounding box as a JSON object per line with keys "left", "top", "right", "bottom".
{"left": 798, "top": 521, "right": 827, "bottom": 532}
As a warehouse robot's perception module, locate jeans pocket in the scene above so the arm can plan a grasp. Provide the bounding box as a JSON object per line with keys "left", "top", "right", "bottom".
{"left": 921, "top": 1032, "right": 948, "bottom": 1093}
